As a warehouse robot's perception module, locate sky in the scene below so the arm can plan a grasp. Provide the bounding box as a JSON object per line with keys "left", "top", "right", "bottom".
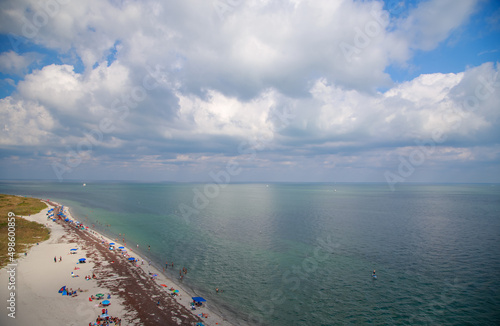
{"left": 0, "top": 0, "right": 499, "bottom": 184}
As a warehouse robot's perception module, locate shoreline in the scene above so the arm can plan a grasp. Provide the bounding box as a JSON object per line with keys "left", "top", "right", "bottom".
{"left": 0, "top": 199, "right": 233, "bottom": 326}
{"left": 62, "top": 203, "right": 236, "bottom": 325}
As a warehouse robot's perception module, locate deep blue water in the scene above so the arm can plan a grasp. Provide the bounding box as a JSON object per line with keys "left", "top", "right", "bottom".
{"left": 1, "top": 181, "right": 499, "bottom": 325}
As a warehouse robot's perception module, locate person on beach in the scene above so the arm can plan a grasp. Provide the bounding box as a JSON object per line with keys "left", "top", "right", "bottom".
{"left": 54, "top": 256, "right": 57, "bottom": 263}
{"left": 59, "top": 256, "right": 62, "bottom": 262}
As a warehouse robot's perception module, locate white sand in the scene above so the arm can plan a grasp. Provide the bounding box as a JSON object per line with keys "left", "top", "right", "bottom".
{"left": 0, "top": 204, "right": 126, "bottom": 325}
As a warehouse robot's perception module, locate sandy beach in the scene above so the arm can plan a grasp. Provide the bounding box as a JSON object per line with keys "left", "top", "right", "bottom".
{"left": 0, "top": 200, "right": 233, "bottom": 326}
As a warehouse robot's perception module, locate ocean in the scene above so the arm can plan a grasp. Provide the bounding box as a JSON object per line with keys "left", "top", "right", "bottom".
{"left": 1, "top": 181, "right": 499, "bottom": 325}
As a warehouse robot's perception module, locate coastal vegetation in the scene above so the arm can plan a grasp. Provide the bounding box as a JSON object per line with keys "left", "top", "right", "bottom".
{"left": 0, "top": 194, "right": 50, "bottom": 269}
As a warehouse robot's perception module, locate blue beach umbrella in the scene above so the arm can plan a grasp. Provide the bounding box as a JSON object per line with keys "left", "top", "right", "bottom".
{"left": 102, "top": 300, "right": 110, "bottom": 306}
{"left": 109, "top": 243, "right": 115, "bottom": 246}
{"left": 70, "top": 248, "right": 77, "bottom": 251}
{"left": 128, "top": 257, "right": 136, "bottom": 261}
{"left": 79, "top": 258, "right": 86, "bottom": 263}
{"left": 118, "top": 246, "right": 125, "bottom": 249}
{"left": 192, "top": 297, "right": 206, "bottom": 303}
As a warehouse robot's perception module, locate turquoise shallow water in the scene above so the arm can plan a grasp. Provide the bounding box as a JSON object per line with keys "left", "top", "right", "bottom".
{"left": 1, "top": 181, "right": 500, "bottom": 325}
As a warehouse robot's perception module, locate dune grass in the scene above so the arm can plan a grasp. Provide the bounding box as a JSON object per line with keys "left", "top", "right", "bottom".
{"left": 0, "top": 194, "right": 51, "bottom": 269}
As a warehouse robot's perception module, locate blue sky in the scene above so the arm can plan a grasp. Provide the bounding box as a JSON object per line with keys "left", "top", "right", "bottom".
{"left": 0, "top": 0, "right": 499, "bottom": 185}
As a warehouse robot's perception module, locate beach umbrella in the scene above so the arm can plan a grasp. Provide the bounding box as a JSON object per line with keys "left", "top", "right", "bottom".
{"left": 160, "top": 284, "right": 167, "bottom": 287}
{"left": 153, "top": 274, "right": 158, "bottom": 277}
{"left": 118, "top": 246, "right": 125, "bottom": 249}
{"left": 96, "top": 293, "right": 104, "bottom": 298}
{"left": 102, "top": 300, "right": 110, "bottom": 306}
{"left": 109, "top": 243, "right": 115, "bottom": 246}
{"left": 192, "top": 297, "right": 206, "bottom": 303}
{"left": 58, "top": 286, "right": 66, "bottom": 293}
{"left": 70, "top": 248, "right": 77, "bottom": 251}
{"left": 79, "top": 258, "right": 86, "bottom": 263}
{"left": 101, "top": 314, "right": 109, "bottom": 318}
{"left": 128, "top": 257, "right": 136, "bottom": 261}
{"left": 109, "top": 247, "right": 114, "bottom": 250}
